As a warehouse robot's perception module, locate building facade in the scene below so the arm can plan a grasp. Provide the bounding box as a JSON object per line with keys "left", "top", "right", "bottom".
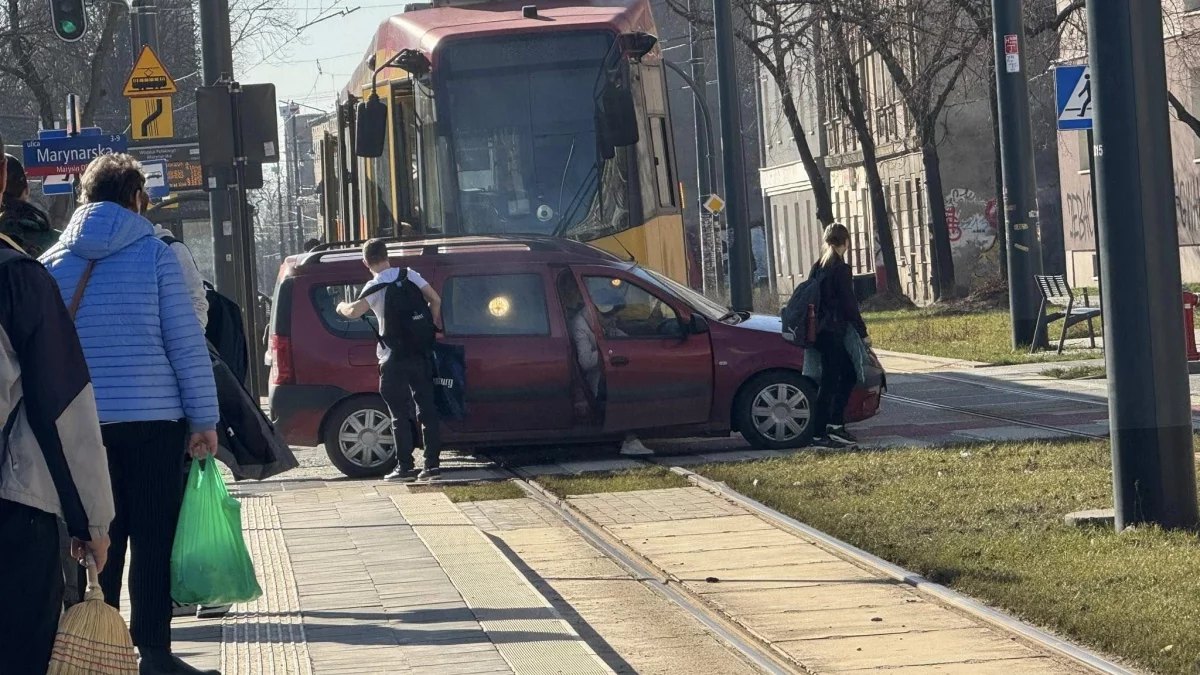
{"left": 760, "top": 7, "right": 1066, "bottom": 304}
{"left": 1056, "top": 2, "right": 1200, "bottom": 287}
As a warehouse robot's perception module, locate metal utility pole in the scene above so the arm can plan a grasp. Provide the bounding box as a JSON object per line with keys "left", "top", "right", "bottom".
{"left": 228, "top": 81, "right": 262, "bottom": 399}
{"left": 129, "top": 0, "right": 159, "bottom": 52}
{"left": 198, "top": 0, "right": 238, "bottom": 295}
{"left": 1087, "top": 0, "right": 1199, "bottom": 530}
{"left": 712, "top": 0, "right": 753, "bottom": 311}
{"left": 991, "top": 0, "right": 1044, "bottom": 349}
{"left": 687, "top": 0, "right": 717, "bottom": 294}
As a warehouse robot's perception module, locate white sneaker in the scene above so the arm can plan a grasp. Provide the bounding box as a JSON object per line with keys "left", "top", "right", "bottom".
{"left": 619, "top": 438, "right": 654, "bottom": 456}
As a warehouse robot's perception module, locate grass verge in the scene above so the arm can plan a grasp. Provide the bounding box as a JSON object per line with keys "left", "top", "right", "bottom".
{"left": 695, "top": 441, "right": 1200, "bottom": 674}
{"left": 866, "top": 310, "right": 1103, "bottom": 365}
{"left": 1042, "top": 365, "right": 1106, "bottom": 380}
{"left": 410, "top": 481, "right": 527, "bottom": 503}
{"left": 537, "top": 466, "right": 689, "bottom": 497}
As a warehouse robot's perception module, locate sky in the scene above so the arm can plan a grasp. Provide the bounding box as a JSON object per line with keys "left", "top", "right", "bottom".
{"left": 239, "top": 0, "right": 412, "bottom": 118}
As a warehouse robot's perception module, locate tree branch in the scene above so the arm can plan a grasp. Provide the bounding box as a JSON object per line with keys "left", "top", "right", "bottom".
{"left": 1169, "top": 90, "right": 1200, "bottom": 139}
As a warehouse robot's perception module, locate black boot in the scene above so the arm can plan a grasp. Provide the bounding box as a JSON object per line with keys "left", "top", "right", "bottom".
{"left": 139, "top": 648, "right": 221, "bottom": 675}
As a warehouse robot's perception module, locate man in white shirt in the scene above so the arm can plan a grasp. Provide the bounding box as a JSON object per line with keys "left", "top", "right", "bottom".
{"left": 337, "top": 239, "right": 443, "bottom": 481}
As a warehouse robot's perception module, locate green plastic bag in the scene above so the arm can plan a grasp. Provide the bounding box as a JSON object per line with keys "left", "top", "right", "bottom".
{"left": 170, "top": 459, "right": 262, "bottom": 606}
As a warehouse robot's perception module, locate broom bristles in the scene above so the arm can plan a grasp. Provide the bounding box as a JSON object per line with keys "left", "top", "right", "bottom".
{"left": 47, "top": 563, "right": 138, "bottom": 675}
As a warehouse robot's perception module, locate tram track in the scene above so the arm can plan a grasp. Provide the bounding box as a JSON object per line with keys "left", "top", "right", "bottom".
{"left": 881, "top": 391, "right": 1109, "bottom": 440}
{"left": 493, "top": 463, "right": 805, "bottom": 675}
{"left": 471, "top": 453, "right": 1132, "bottom": 675}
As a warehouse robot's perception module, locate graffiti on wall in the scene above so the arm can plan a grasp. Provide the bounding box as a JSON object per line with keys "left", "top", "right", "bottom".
{"left": 1066, "top": 174, "right": 1200, "bottom": 250}
{"left": 1064, "top": 188, "right": 1092, "bottom": 244}
{"left": 944, "top": 188, "right": 998, "bottom": 251}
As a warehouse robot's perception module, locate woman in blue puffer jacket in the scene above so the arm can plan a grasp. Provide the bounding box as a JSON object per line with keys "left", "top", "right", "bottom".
{"left": 41, "top": 153, "right": 220, "bottom": 675}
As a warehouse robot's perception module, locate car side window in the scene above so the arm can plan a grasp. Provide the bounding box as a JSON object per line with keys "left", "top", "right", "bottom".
{"left": 443, "top": 273, "right": 550, "bottom": 336}
{"left": 582, "top": 275, "right": 680, "bottom": 338}
{"left": 312, "top": 284, "right": 378, "bottom": 339}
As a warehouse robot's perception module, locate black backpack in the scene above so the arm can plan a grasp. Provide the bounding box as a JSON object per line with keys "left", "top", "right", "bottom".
{"left": 361, "top": 268, "right": 436, "bottom": 358}
{"left": 204, "top": 281, "right": 249, "bottom": 385}
{"left": 781, "top": 268, "right": 824, "bottom": 347}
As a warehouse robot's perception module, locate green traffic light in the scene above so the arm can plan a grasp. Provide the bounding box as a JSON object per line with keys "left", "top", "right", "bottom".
{"left": 59, "top": 19, "right": 76, "bottom": 34}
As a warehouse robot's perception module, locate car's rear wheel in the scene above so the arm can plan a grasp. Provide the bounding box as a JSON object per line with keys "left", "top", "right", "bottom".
{"left": 323, "top": 398, "right": 399, "bottom": 478}
{"left": 736, "top": 372, "right": 817, "bottom": 450}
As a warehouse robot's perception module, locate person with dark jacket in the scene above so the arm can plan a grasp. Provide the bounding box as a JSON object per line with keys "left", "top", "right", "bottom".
{"left": 40, "top": 153, "right": 219, "bottom": 675}
{"left": 809, "top": 223, "right": 870, "bottom": 447}
{"left": 0, "top": 133, "right": 115, "bottom": 673}
{"left": 0, "top": 154, "right": 60, "bottom": 258}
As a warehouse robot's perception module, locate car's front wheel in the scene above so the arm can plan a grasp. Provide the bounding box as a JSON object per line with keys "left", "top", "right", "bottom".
{"left": 736, "top": 372, "right": 817, "bottom": 450}
{"left": 323, "top": 397, "right": 399, "bottom": 478}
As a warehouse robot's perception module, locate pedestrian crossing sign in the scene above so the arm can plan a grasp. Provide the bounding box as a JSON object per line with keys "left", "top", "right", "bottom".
{"left": 1055, "top": 64, "right": 1093, "bottom": 131}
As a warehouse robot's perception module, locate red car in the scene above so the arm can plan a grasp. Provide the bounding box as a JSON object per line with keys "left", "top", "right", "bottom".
{"left": 267, "top": 236, "right": 885, "bottom": 477}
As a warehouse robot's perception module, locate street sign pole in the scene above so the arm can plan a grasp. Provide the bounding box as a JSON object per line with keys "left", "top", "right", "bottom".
{"left": 712, "top": 0, "right": 753, "bottom": 312}
{"left": 1085, "top": 127, "right": 1101, "bottom": 314}
{"left": 198, "top": 0, "right": 238, "bottom": 296}
{"left": 991, "top": 0, "right": 1045, "bottom": 350}
{"left": 229, "top": 82, "right": 262, "bottom": 399}
{"left": 1087, "top": 0, "right": 1199, "bottom": 530}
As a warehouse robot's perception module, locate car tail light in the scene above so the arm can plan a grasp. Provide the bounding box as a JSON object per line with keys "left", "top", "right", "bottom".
{"left": 270, "top": 335, "right": 294, "bottom": 385}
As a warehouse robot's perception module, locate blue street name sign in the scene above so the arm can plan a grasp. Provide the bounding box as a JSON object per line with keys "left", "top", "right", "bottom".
{"left": 22, "top": 132, "right": 128, "bottom": 177}
{"left": 1055, "top": 64, "right": 1093, "bottom": 131}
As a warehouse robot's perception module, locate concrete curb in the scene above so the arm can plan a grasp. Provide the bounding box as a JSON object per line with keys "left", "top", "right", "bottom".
{"left": 872, "top": 348, "right": 989, "bottom": 369}
{"left": 671, "top": 467, "right": 1142, "bottom": 675}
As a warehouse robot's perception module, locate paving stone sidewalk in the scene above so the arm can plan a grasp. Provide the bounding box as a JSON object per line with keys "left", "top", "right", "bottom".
{"left": 161, "top": 485, "right": 612, "bottom": 674}
{"left": 566, "top": 487, "right": 1092, "bottom": 675}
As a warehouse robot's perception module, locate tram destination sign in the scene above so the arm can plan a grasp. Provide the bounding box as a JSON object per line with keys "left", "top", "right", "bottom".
{"left": 130, "top": 142, "right": 204, "bottom": 191}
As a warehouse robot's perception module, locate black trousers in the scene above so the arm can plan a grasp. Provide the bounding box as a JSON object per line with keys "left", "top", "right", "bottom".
{"left": 380, "top": 355, "right": 441, "bottom": 470}
{"left": 99, "top": 420, "right": 187, "bottom": 650}
{"left": 0, "top": 499, "right": 64, "bottom": 675}
{"left": 813, "top": 331, "right": 856, "bottom": 433}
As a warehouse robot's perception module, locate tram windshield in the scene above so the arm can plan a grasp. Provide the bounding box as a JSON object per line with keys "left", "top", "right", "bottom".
{"left": 437, "top": 31, "right": 628, "bottom": 237}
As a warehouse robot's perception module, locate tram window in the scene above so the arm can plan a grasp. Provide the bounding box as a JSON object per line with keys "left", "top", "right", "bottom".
{"left": 650, "top": 117, "right": 675, "bottom": 209}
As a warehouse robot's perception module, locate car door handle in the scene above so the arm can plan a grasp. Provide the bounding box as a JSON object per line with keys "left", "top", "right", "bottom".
{"left": 610, "top": 356, "right": 630, "bottom": 367}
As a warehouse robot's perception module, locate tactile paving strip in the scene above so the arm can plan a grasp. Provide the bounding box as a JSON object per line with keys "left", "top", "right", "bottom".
{"left": 392, "top": 493, "right": 614, "bottom": 675}
{"left": 222, "top": 495, "right": 314, "bottom": 675}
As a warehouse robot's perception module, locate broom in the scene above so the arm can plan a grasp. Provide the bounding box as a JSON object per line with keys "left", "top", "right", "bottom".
{"left": 47, "top": 557, "right": 139, "bottom": 675}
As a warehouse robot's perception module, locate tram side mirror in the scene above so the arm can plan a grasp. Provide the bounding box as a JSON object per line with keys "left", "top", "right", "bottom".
{"left": 356, "top": 93, "right": 387, "bottom": 158}
{"left": 601, "top": 80, "right": 639, "bottom": 147}
{"left": 595, "top": 111, "right": 616, "bottom": 160}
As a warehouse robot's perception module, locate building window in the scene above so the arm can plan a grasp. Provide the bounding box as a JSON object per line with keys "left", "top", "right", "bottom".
{"left": 443, "top": 274, "right": 550, "bottom": 336}
{"left": 1079, "top": 131, "right": 1092, "bottom": 173}
{"left": 650, "top": 117, "right": 676, "bottom": 209}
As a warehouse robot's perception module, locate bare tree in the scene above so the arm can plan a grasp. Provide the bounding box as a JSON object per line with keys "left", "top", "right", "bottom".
{"left": 0, "top": 0, "right": 124, "bottom": 128}
{"left": 830, "top": 0, "right": 987, "bottom": 300}
{"left": 665, "top": 0, "right": 837, "bottom": 226}
{"left": 826, "top": 15, "right": 902, "bottom": 294}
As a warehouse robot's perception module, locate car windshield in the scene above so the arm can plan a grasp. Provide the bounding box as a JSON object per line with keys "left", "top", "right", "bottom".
{"left": 633, "top": 267, "right": 730, "bottom": 321}
{"left": 438, "top": 31, "right": 619, "bottom": 236}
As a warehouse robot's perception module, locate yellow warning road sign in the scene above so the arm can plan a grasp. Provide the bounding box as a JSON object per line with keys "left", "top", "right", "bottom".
{"left": 131, "top": 97, "right": 174, "bottom": 140}
{"left": 703, "top": 194, "right": 726, "bottom": 214}
{"left": 123, "top": 45, "right": 177, "bottom": 98}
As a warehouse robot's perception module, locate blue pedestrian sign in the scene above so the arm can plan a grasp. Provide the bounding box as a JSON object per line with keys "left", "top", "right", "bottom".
{"left": 1055, "top": 65, "right": 1093, "bottom": 131}
{"left": 22, "top": 132, "right": 127, "bottom": 178}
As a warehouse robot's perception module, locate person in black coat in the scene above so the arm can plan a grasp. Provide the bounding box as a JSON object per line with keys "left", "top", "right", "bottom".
{"left": 809, "top": 223, "right": 870, "bottom": 446}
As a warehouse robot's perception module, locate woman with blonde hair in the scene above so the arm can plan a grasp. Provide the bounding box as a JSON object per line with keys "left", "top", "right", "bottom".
{"left": 809, "top": 223, "right": 870, "bottom": 446}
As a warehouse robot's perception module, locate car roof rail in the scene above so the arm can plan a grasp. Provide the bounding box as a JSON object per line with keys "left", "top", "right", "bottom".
{"left": 299, "top": 233, "right": 574, "bottom": 266}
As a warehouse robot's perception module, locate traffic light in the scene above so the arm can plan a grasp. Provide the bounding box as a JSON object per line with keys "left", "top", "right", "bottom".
{"left": 48, "top": 0, "right": 87, "bottom": 42}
